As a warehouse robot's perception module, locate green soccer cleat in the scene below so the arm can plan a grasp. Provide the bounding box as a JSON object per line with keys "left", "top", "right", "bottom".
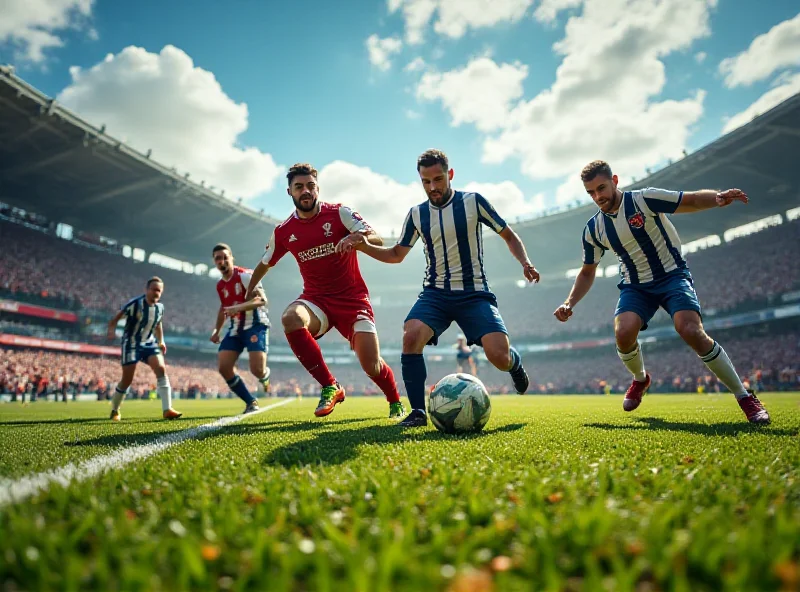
{"left": 389, "top": 401, "right": 406, "bottom": 419}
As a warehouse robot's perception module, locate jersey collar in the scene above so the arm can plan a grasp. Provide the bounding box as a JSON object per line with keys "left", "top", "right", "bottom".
{"left": 428, "top": 190, "right": 458, "bottom": 211}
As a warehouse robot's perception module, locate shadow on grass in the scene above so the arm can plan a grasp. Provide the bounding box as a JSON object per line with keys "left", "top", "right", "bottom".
{"left": 262, "top": 422, "right": 527, "bottom": 467}
{"left": 585, "top": 416, "right": 797, "bottom": 437}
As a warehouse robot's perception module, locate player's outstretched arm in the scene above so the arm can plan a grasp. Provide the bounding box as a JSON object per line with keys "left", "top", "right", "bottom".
{"left": 554, "top": 263, "right": 598, "bottom": 322}
{"left": 499, "top": 226, "right": 540, "bottom": 283}
{"left": 675, "top": 189, "right": 748, "bottom": 213}
{"left": 335, "top": 232, "right": 411, "bottom": 264}
{"left": 224, "top": 290, "right": 267, "bottom": 318}
{"left": 244, "top": 261, "right": 271, "bottom": 300}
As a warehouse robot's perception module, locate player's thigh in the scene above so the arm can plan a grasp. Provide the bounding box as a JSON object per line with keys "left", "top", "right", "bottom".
{"left": 248, "top": 351, "right": 268, "bottom": 377}
{"left": 352, "top": 331, "right": 382, "bottom": 376}
{"left": 455, "top": 296, "right": 507, "bottom": 348}
{"left": 283, "top": 300, "right": 324, "bottom": 336}
{"left": 404, "top": 292, "right": 452, "bottom": 348}
{"left": 480, "top": 332, "right": 511, "bottom": 368}
{"left": 615, "top": 287, "right": 658, "bottom": 333}
{"left": 218, "top": 349, "right": 241, "bottom": 375}
{"left": 614, "top": 312, "right": 645, "bottom": 350}
{"left": 145, "top": 353, "right": 167, "bottom": 377}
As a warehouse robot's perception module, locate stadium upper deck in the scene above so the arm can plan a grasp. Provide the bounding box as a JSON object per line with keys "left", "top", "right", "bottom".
{"left": 1, "top": 65, "right": 799, "bottom": 279}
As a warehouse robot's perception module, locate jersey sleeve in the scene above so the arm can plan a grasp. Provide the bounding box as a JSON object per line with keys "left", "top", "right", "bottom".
{"left": 639, "top": 187, "right": 683, "bottom": 215}
{"left": 475, "top": 193, "right": 508, "bottom": 234}
{"left": 239, "top": 271, "right": 264, "bottom": 294}
{"left": 397, "top": 209, "right": 419, "bottom": 248}
{"left": 261, "top": 228, "right": 288, "bottom": 267}
{"left": 120, "top": 298, "right": 137, "bottom": 317}
{"left": 582, "top": 221, "right": 606, "bottom": 265}
{"left": 338, "top": 206, "right": 372, "bottom": 234}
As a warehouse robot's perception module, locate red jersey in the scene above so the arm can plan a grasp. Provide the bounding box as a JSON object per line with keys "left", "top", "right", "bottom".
{"left": 216, "top": 266, "right": 268, "bottom": 335}
{"left": 262, "top": 202, "right": 372, "bottom": 298}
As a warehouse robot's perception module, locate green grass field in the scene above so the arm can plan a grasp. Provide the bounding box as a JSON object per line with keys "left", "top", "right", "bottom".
{"left": 1, "top": 394, "right": 798, "bottom": 591}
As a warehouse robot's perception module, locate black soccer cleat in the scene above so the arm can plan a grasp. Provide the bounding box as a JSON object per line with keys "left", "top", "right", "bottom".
{"left": 510, "top": 363, "right": 530, "bottom": 394}
{"left": 399, "top": 409, "right": 428, "bottom": 427}
{"left": 243, "top": 400, "right": 260, "bottom": 414}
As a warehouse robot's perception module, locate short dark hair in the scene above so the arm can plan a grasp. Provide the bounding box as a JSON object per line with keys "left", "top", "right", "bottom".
{"left": 212, "top": 243, "right": 232, "bottom": 256}
{"left": 417, "top": 149, "right": 449, "bottom": 172}
{"left": 287, "top": 163, "right": 318, "bottom": 186}
{"left": 147, "top": 276, "right": 163, "bottom": 288}
{"left": 581, "top": 160, "right": 613, "bottom": 183}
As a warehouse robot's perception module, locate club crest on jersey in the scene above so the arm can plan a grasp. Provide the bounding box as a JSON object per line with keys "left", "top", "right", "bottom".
{"left": 250, "top": 335, "right": 258, "bottom": 343}
{"left": 627, "top": 212, "right": 645, "bottom": 229}
{"left": 322, "top": 222, "right": 333, "bottom": 237}
{"left": 222, "top": 288, "right": 229, "bottom": 299}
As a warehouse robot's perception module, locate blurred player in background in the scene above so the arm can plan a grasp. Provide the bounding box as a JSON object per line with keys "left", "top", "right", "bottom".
{"left": 106, "top": 277, "right": 182, "bottom": 421}
{"left": 554, "top": 160, "right": 770, "bottom": 424}
{"left": 342, "top": 149, "right": 540, "bottom": 427}
{"left": 210, "top": 243, "right": 271, "bottom": 414}
{"left": 245, "top": 163, "right": 405, "bottom": 419}
{"left": 454, "top": 334, "right": 478, "bottom": 376}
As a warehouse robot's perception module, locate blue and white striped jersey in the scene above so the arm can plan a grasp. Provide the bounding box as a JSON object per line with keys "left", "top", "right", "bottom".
{"left": 397, "top": 190, "right": 507, "bottom": 291}
{"left": 582, "top": 188, "right": 687, "bottom": 285}
{"left": 120, "top": 295, "right": 163, "bottom": 347}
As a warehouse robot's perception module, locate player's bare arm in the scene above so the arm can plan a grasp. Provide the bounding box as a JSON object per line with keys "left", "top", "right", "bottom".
{"left": 675, "top": 189, "right": 748, "bottom": 213}
{"left": 244, "top": 261, "right": 271, "bottom": 300}
{"left": 334, "top": 229, "right": 383, "bottom": 254}
{"left": 154, "top": 321, "right": 167, "bottom": 355}
{"left": 210, "top": 306, "right": 225, "bottom": 343}
{"left": 554, "top": 263, "right": 599, "bottom": 322}
{"left": 499, "top": 226, "right": 540, "bottom": 283}
{"left": 342, "top": 234, "right": 413, "bottom": 264}
{"left": 107, "top": 310, "right": 124, "bottom": 340}
{"left": 224, "top": 288, "right": 267, "bottom": 318}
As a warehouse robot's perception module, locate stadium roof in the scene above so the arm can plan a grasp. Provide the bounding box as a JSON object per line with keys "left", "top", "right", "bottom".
{"left": 0, "top": 65, "right": 281, "bottom": 264}
{"left": 1, "top": 64, "right": 798, "bottom": 274}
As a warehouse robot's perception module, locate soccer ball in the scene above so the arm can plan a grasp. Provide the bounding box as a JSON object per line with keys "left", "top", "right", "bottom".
{"left": 428, "top": 373, "right": 492, "bottom": 434}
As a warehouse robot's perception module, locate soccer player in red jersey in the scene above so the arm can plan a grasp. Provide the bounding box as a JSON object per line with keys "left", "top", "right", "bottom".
{"left": 245, "top": 163, "right": 405, "bottom": 419}
{"left": 210, "top": 243, "right": 271, "bottom": 414}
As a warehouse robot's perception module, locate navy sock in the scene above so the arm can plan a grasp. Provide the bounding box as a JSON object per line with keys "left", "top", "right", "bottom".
{"left": 401, "top": 353, "right": 427, "bottom": 412}
{"left": 508, "top": 347, "right": 522, "bottom": 372}
{"left": 227, "top": 375, "right": 255, "bottom": 404}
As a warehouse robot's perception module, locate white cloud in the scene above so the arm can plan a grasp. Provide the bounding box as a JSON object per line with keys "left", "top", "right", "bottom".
{"left": 533, "top": 0, "right": 584, "bottom": 24}
{"left": 0, "top": 0, "right": 94, "bottom": 62}
{"left": 719, "top": 13, "right": 800, "bottom": 88}
{"left": 366, "top": 34, "right": 403, "bottom": 71}
{"left": 416, "top": 57, "right": 528, "bottom": 132}
{"left": 404, "top": 108, "right": 422, "bottom": 119}
{"left": 695, "top": 51, "right": 707, "bottom": 64}
{"left": 462, "top": 181, "right": 546, "bottom": 220}
{"left": 57, "top": 45, "right": 282, "bottom": 200}
{"left": 722, "top": 71, "right": 800, "bottom": 134}
{"left": 389, "top": 0, "right": 533, "bottom": 44}
{"left": 420, "top": 0, "right": 714, "bottom": 188}
{"left": 404, "top": 57, "right": 427, "bottom": 72}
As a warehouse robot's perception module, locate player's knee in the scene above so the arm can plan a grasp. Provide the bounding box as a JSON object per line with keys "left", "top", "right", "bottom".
{"left": 675, "top": 319, "right": 703, "bottom": 342}
{"left": 402, "top": 327, "right": 426, "bottom": 353}
{"left": 281, "top": 308, "right": 306, "bottom": 332}
{"left": 614, "top": 327, "right": 638, "bottom": 352}
{"left": 484, "top": 346, "right": 509, "bottom": 370}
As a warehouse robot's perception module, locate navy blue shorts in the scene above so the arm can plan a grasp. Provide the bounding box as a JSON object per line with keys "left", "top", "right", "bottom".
{"left": 219, "top": 324, "right": 269, "bottom": 354}
{"left": 615, "top": 270, "right": 702, "bottom": 331}
{"left": 405, "top": 288, "right": 507, "bottom": 346}
{"left": 121, "top": 341, "right": 161, "bottom": 366}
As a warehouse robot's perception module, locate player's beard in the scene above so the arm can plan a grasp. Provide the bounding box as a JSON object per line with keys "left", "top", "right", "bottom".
{"left": 293, "top": 194, "right": 317, "bottom": 213}
{"left": 427, "top": 186, "right": 451, "bottom": 207}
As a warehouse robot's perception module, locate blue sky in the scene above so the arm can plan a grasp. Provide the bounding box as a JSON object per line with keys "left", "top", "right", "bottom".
{"left": 2, "top": 0, "right": 800, "bottom": 234}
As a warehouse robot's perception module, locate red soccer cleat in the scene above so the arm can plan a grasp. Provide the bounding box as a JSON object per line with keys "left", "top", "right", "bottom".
{"left": 738, "top": 391, "right": 770, "bottom": 424}
{"left": 623, "top": 374, "right": 651, "bottom": 412}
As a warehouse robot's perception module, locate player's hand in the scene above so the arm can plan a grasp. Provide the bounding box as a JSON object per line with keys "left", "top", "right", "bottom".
{"left": 335, "top": 232, "right": 367, "bottom": 254}
{"left": 210, "top": 330, "right": 220, "bottom": 344}
{"left": 716, "top": 188, "right": 748, "bottom": 207}
{"left": 159, "top": 342, "right": 167, "bottom": 355}
{"left": 554, "top": 303, "right": 573, "bottom": 322}
{"left": 223, "top": 306, "right": 239, "bottom": 319}
{"left": 522, "top": 262, "right": 540, "bottom": 283}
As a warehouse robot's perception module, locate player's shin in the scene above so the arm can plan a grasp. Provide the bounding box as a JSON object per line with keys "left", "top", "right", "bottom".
{"left": 157, "top": 376, "right": 172, "bottom": 412}
{"left": 370, "top": 361, "right": 401, "bottom": 403}
{"left": 111, "top": 385, "right": 129, "bottom": 410}
{"left": 617, "top": 343, "right": 647, "bottom": 382}
{"left": 226, "top": 375, "right": 255, "bottom": 404}
{"left": 401, "top": 353, "right": 427, "bottom": 412}
{"left": 286, "top": 328, "right": 336, "bottom": 387}
{"left": 700, "top": 341, "right": 748, "bottom": 399}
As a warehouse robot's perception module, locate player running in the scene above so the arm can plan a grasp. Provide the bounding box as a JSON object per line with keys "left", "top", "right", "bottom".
{"left": 455, "top": 334, "right": 478, "bottom": 376}
{"left": 210, "top": 243, "right": 271, "bottom": 414}
{"left": 244, "top": 163, "right": 405, "bottom": 419}
{"left": 106, "top": 277, "right": 182, "bottom": 421}
{"left": 554, "top": 160, "right": 770, "bottom": 424}
{"left": 339, "top": 149, "right": 540, "bottom": 427}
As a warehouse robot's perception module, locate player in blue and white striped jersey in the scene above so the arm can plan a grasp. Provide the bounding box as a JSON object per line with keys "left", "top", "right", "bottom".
{"left": 338, "top": 149, "right": 540, "bottom": 427}
{"left": 554, "top": 160, "right": 769, "bottom": 424}
{"left": 106, "top": 277, "right": 182, "bottom": 421}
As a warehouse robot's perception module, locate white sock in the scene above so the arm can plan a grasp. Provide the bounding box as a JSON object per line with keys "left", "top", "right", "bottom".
{"left": 700, "top": 341, "right": 748, "bottom": 399}
{"left": 157, "top": 376, "right": 172, "bottom": 411}
{"left": 618, "top": 343, "right": 647, "bottom": 382}
{"left": 111, "top": 385, "right": 128, "bottom": 410}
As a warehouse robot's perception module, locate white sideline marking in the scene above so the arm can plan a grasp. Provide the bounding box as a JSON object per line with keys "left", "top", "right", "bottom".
{"left": 0, "top": 398, "right": 295, "bottom": 507}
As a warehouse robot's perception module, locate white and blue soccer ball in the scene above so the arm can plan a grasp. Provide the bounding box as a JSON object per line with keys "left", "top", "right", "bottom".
{"left": 428, "top": 373, "right": 492, "bottom": 434}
